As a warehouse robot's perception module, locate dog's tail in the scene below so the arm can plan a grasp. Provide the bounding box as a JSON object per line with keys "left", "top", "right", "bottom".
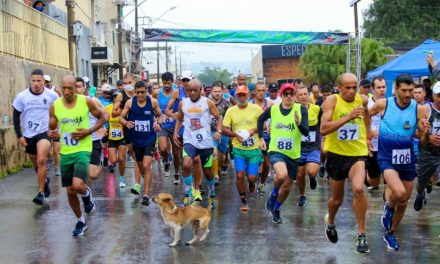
{"left": 206, "top": 205, "right": 213, "bottom": 215}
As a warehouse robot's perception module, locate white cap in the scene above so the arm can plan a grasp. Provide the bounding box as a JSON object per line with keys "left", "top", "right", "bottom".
{"left": 433, "top": 82, "right": 440, "bottom": 95}
{"left": 83, "top": 76, "right": 90, "bottom": 83}
{"left": 180, "top": 70, "right": 193, "bottom": 81}
{"left": 101, "top": 84, "right": 112, "bottom": 92}
{"left": 43, "top": 75, "right": 51, "bottom": 82}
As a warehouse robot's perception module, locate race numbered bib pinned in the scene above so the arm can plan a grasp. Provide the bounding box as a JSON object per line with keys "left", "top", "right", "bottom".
{"left": 163, "top": 115, "right": 174, "bottom": 124}
{"left": 338, "top": 124, "right": 358, "bottom": 141}
{"left": 277, "top": 137, "right": 293, "bottom": 150}
{"left": 241, "top": 137, "right": 255, "bottom": 148}
{"left": 192, "top": 129, "right": 208, "bottom": 142}
{"left": 392, "top": 149, "right": 411, "bottom": 165}
{"left": 301, "top": 131, "right": 316, "bottom": 143}
{"left": 26, "top": 118, "right": 41, "bottom": 131}
{"left": 62, "top": 132, "right": 79, "bottom": 146}
{"left": 432, "top": 121, "right": 440, "bottom": 136}
{"left": 134, "top": 120, "right": 150, "bottom": 132}
{"left": 111, "top": 128, "right": 123, "bottom": 138}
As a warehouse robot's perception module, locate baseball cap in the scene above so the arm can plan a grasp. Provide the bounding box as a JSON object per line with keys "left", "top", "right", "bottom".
{"left": 43, "top": 75, "right": 51, "bottom": 82}
{"left": 359, "top": 79, "right": 371, "bottom": 87}
{"left": 235, "top": 85, "right": 249, "bottom": 94}
{"left": 181, "top": 70, "right": 193, "bottom": 81}
{"left": 116, "top": 80, "right": 123, "bottom": 86}
{"left": 82, "top": 76, "right": 90, "bottom": 83}
{"left": 268, "top": 83, "right": 278, "bottom": 91}
{"left": 279, "top": 83, "right": 296, "bottom": 95}
{"left": 101, "top": 84, "right": 112, "bottom": 93}
{"left": 433, "top": 82, "right": 440, "bottom": 94}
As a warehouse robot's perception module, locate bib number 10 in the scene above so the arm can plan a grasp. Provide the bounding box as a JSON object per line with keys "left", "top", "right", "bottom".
{"left": 63, "top": 133, "right": 79, "bottom": 146}
{"left": 277, "top": 138, "right": 293, "bottom": 150}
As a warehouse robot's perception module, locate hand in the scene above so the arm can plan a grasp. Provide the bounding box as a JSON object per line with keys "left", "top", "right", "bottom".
{"left": 18, "top": 136, "right": 27, "bottom": 147}
{"left": 71, "top": 128, "right": 90, "bottom": 140}
{"left": 214, "top": 131, "right": 221, "bottom": 142}
{"left": 348, "top": 105, "right": 364, "bottom": 120}
{"left": 95, "top": 127, "right": 107, "bottom": 137}
{"left": 125, "top": 121, "right": 134, "bottom": 129}
{"left": 173, "top": 133, "right": 181, "bottom": 148}
{"left": 235, "top": 132, "right": 244, "bottom": 143}
{"left": 367, "top": 139, "right": 374, "bottom": 157}
{"left": 420, "top": 119, "right": 431, "bottom": 134}
{"left": 429, "top": 134, "right": 440, "bottom": 146}
{"left": 259, "top": 138, "right": 266, "bottom": 151}
{"left": 294, "top": 111, "right": 300, "bottom": 126}
{"left": 427, "top": 53, "right": 435, "bottom": 66}
{"left": 371, "top": 130, "right": 379, "bottom": 139}
{"left": 47, "top": 130, "right": 60, "bottom": 140}
{"left": 153, "top": 122, "right": 161, "bottom": 132}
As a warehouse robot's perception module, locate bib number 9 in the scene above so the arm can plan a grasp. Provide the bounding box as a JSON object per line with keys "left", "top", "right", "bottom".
{"left": 338, "top": 124, "right": 358, "bottom": 140}
{"left": 392, "top": 149, "right": 411, "bottom": 165}
{"left": 277, "top": 138, "right": 293, "bottom": 150}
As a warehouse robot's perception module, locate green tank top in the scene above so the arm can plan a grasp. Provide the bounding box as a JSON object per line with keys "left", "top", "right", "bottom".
{"left": 54, "top": 94, "right": 92, "bottom": 154}
{"left": 269, "top": 103, "right": 302, "bottom": 160}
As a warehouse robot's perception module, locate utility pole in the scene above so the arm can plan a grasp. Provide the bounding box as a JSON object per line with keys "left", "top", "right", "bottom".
{"left": 117, "top": 3, "right": 123, "bottom": 79}
{"left": 66, "top": 0, "right": 77, "bottom": 74}
{"left": 174, "top": 45, "right": 178, "bottom": 77}
{"left": 134, "top": 0, "right": 139, "bottom": 74}
{"left": 156, "top": 42, "right": 160, "bottom": 85}
{"left": 350, "top": 0, "right": 362, "bottom": 80}
{"left": 165, "top": 42, "right": 169, "bottom": 72}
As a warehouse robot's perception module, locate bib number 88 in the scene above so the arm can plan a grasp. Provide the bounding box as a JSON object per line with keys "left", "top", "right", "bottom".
{"left": 277, "top": 138, "right": 293, "bottom": 150}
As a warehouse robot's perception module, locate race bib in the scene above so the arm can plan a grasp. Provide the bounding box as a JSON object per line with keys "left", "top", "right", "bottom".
{"left": 338, "top": 124, "right": 358, "bottom": 141}
{"left": 62, "top": 132, "right": 80, "bottom": 146}
{"left": 211, "top": 116, "right": 217, "bottom": 126}
{"left": 111, "top": 128, "right": 123, "bottom": 138}
{"left": 134, "top": 120, "right": 150, "bottom": 132}
{"left": 26, "top": 118, "right": 41, "bottom": 132}
{"left": 163, "top": 115, "right": 174, "bottom": 124}
{"left": 277, "top": 137, "right": 293, "bottom": 150}
{"left": 301, "top": 131, "right": 316, "bottom": 142}
{"left": 241, "top": 137, "right": 255, "bottom": 148}
{"left": 392, "top": 149, "right": 411, "bottom": 165}
{"left": 192, "top": 129, "right": 208, "bottom": 142}
{"left": 432, "top": 121, "right": 440, "bottom": 136}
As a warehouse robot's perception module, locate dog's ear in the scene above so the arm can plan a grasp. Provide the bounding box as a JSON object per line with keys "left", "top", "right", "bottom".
{"left": 162, "top": 197, "right": 171, "bottom": 203}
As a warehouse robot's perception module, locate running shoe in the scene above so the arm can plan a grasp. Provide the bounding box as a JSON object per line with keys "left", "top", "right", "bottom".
{"left": 164, "top": 162, "right": 170, "bottom": 177}
{"left": 72, "top": 221, "right": 88, "bottom": 236}
{"left": 183, "top": 196, "right": 195, "bottom": 206}
{"left": 32, "top": 192, "right": 44, "bottom": 205}
{"left": 310, "top": 176, "right": 317, "bottom": 190}
{"left": 119, "top": 176, "right": 126, "bottom": 188}
{"left": 221, "top": 166, "right": 228, "bottom": 175}
{"left": 319, "top": 166, "right": 326, "bottom": 178}
{"left": 214, "top": 176, "right": 220, "bottom": 186}
{"left": 44, "top": 177, "right": 51, "bottom": 198}
{"left": 265, "top": 194, "right": 277, "bottom": 212}
{"left": 257, "top": 183, "right": 266, "bottom": 195}
{"left": 173, "top": 174, "right": 180, "bottom": 185}
{"left": 141, "top": 195, "right": 150, "bottom": 206}
{"left": 325, "top": 213, "right": 338, "bottom": 243}
{"left": 297, "top": 195, "right": 307, "bottom": 207}
{"left": 168, "top": 152, "right": 173, "bottom": 162}
{"left": 426, "top": 182, "right": 433, "bottom": 194}
{"left": 82, "top": 187, "right": 95, "bottom": 214}
{"left": 381, "top": 202, "right": 394, "bottom": 230}
{"left": 194, "top": 190, "right": 203, "bottom": 201}
{"left": 383, "top": 230, "right": 399, "bottom": 251}
{"left": 271, "top": 209, "right": 282, "bottom": 224}
{"left": 240, "top": 200, "right": 249, "bottom": 212}
{"left": 55, "top": 168, "right": 61, "bottom": 177}
{"left": 367, "top": 186, "right": 379, "bottom": 191}
{"left": 356, "top": 233, "right": 369, "bottom": 253}
{"left": 413, "top": 191, "right": 426, "bottom": 211}
{"left": 108, "top": 164, "right": 115, "bottom": 172}
{"left": 208, "top": 196, "right": 216, "bottom": 209}
{"left": 131, "top": 183, "right": 141, "bottom": 195}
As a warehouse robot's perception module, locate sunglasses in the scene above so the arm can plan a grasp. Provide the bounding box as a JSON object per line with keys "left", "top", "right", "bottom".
{"left": 282, "top": 92, "right": 295, "bottom": 97}
{"left": 136, "top": 90, "right": 146, "bottom": 94}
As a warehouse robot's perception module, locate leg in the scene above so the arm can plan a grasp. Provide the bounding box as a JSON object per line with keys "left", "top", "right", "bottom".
{"left": 186, "top": 222, "right": 199, "bottom": 245}
{"left": 171, "top": 139, "right": 181, "bottom": 174}
{"left": 143, "top": 156, "right": 153, "bottom": 196}
{"left": 296, "top": 165, "right": 306, "bottom": 196}
{"left": 109, "top": 147, "right": 117, "bottom": 165}
{"left": 260, "top": 154, "right": 270, "bottom": 184}
{"left": 169, "top": 227, "right": 182, "bottom": 247}
{"left": 118, "top": 144, "right": 127, "bottom": 176}
{"left": 67, "top": 186, "right": 82, "bottom": 218}
{"left": 158, "top": 136, "right": 169, "bottom": 163}
{"left": 391, "top": 180, "right": 414, "bottom": 231}
{"left": 36, "top": 139, "right": 52, "bottom": 193}
{"left": 348, "top": 161, "right": 367, "bottom": 234}
{"left": 53, "top": 141, "right": 60, "bottom": 171}
{"left": 327, "top": 178, "right": 345, "bottom": 225}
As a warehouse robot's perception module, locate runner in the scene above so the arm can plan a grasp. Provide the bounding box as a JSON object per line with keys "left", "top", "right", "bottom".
{"left": 173, "top": 79, "right": 222, "bottom": 207}
{"left": 414, "top": 82, "right": 440, "bottom": 211}
{"left": 369, "top": 74, "right": 429, "bottom": 250}
{"left": 259, "top": 83, "right": 309, "bottom": 223}
{"left": 13, "top": 69, "right": 59, "bottom": 205}
{"left": 222, "top": 85, "right": 263, "bottom": 211}
{"left": 320, "top": 73, "right": 371, "bottom": 253}
{"left": 48, "top": 75, "right": 105, "bottom": 236}
{"left": 365, "top": 76, "right": 387, "bottom": 190}
{"left": 209, "top": 81, "right": 231, "bottom": 185}
{"left": 250, "top": 82, "right": 273, "bottom": 195}
{"left": 97, "top": 84, "right": 113, "bottom": 170}
{"left": 266, "top": 83, "right": 281, "bottom": 105}
{"left": 318, "top": 85, "right": 333, "bottom": 177}
{"left": 295, "top": 86, "right": 322, "bottom": 206}
{"left": 119, "top": 81, "right": 162, "bottom": 205}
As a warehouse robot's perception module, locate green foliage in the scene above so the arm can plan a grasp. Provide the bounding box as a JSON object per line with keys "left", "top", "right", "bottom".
{"left": 299, "top": 38, "right": 394, "bottom": 84}
{"left": 197, "top": 67, "right": 233, "bottom": 86}
{"left": 363, "top": 0, "right": 440, "bottom": 45}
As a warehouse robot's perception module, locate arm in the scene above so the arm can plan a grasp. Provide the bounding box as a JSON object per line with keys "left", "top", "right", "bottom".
{"left": 13, "top": 108, "right": 26, "bottom": 146}
{"left": 361, "top": 95, "right": 371, "bottom": 139}
{"left": 111, "top": 93, "right": 123, "bottom": 117}
{"left": 165, "top": 89, "right": 179, "bottom": 120}
{"left": 119, "top": 99, "right": 134, "bottom": 129}
{"left": 72, "top": 97, "right": 105, "bottom": 140}
{"left": 419, "top": 104, "right": 438, "bottom": 146}
{"left": 221, "top": 108, "right": 240, "bottom": 139}
{"left": 297, "top": 105, "right": 309, "bottom": 136}
{"left": 48, "top": 104, "right": 60, "bottom": 140}
{"left": 152, "top": 89, "right": 159, "bottom": 99}
{"left": 173, "top": 102, "right": 184, "bottom": 147}
{"left": 152, "top": 98, "right": 163, "bottom": 131}
{"left": 208, "top": 99, "right": 222, "bottom": 142}
{"left": 257, "top": 107, "right": 271, "bottom": 139}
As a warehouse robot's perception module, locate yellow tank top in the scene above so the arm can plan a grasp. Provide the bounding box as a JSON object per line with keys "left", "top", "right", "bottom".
{"left": 324, "top": 94, "right": 367, "bottom": 156}
{"left": 106, "top": 104, "right": 124, "bottom": 140}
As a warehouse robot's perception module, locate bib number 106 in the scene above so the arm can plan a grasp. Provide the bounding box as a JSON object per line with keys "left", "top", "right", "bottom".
{"left": 392, "top": 149, "right": 410, "bottom": 165}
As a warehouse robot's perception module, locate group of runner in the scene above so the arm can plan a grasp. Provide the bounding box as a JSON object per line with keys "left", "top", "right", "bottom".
{"left": 12, "top": 66, "right": 440, "bottom": 252}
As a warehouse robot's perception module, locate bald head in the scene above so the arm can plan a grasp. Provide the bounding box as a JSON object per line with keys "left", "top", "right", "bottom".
{"left": 60, "top": 75, "right": 77, "bottom": 102}
{"left": 187, "top": 79, "right": 203, "bottom": 101}
{"left": 337, "top": 73, "right": 358, "bottom": 102}
{"left": 62, "top": 75, "right": 75, "bottom": 85}
{"left": 189, "top": 79, "right": 203, "bottom": 90}
{"left": 338, "top": 73, "right": 358, "bottom": 86}
{"left": 237, "top": 73, "right": 247, "bottom": 86}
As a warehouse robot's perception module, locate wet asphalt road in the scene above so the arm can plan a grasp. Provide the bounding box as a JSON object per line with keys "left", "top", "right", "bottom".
{"left": 1, "top": 160, "right": 440, "bottom": 264}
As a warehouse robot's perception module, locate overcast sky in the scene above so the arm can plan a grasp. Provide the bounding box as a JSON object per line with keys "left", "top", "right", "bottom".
{"left": 123, "top": 0, "right": 374, "bottom": 74}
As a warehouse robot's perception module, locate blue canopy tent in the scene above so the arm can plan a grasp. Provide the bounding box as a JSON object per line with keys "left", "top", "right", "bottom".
{"left": 366, "top": 39, "right": 440, "bottom": 97}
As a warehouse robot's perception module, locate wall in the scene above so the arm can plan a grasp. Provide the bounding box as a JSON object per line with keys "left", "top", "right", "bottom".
{"left": 0, "top": 54, "right": 69, "bottom": 177}
{"left": 263, "top": 57, "right": 301, "bottom": 85}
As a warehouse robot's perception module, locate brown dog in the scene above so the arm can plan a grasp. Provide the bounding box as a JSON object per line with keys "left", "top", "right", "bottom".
{"left": 152, "top": 193, "right": 212, "bottom": 247}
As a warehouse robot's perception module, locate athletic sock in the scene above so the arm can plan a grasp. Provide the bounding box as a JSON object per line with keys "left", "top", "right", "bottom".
{"left": 205, "top": 178, "right": 216, "bottom": 197}
{"left": 212, "top": 159, "right": 219, "bottom": 177}
{"left": 183, "top": 175, "right": 193, "bottom": 196}
{"left": 274, "top": 200, "right": 282, "bottom": 210}
{"left": 78, "top": 215, "right": 85, "bottom": 224}
{"left": 271, "top": 187, "right": 279, "bottom": 197}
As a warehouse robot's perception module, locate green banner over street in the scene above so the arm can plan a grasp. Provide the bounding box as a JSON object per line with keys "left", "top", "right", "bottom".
{"left": 143, "top": 28, "right": 349, "bottom": 45}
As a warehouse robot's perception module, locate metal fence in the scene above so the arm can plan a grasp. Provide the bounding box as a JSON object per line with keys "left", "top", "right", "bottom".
{"left": 0, "top": 0, "right": 69, "bottom": 69}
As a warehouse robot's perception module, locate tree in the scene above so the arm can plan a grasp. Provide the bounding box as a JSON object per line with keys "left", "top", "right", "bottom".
{"left": 363, "top": 0, "right": 440, "bottom": 45}
{"left": 197, "top": 67, "right": 233, "bottom": 86}
{"left": 299, "top": 38, "right": 394, "bottom": 84}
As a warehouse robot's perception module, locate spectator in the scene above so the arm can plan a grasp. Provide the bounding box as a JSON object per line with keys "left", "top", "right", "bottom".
{"left": 33, "top": 1, "right": 45, "bottom": 12}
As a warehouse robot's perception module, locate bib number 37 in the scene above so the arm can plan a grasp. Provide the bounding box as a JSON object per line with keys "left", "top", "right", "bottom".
{"left": 338, "top": 124, "right": 358, "bottom": 140}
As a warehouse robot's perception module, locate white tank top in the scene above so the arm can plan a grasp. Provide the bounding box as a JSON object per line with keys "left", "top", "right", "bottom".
{"left": 368, "top": 97, "right": 380, "bottom": 151}
{"left": 87, "top": 96, "right": 102, "bottom": 141}
{"left": 182, "top": 96, "right": 213, "bottom": 149}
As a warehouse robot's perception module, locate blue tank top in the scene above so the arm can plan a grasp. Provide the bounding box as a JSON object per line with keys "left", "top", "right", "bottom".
{"left": 175, "top": 86, "right": 187, "bottom": 136}
{"left": 98, "top": 96, "right": 112, "bottom": 129}
{"left": 127, "top": 96, "right": 156, "bottom": 147}
{"left": 158, "top": 88, "right": 175, "bottom": 129}
{"left": 378, "top": 97, "right": 418, "bottom": 170}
